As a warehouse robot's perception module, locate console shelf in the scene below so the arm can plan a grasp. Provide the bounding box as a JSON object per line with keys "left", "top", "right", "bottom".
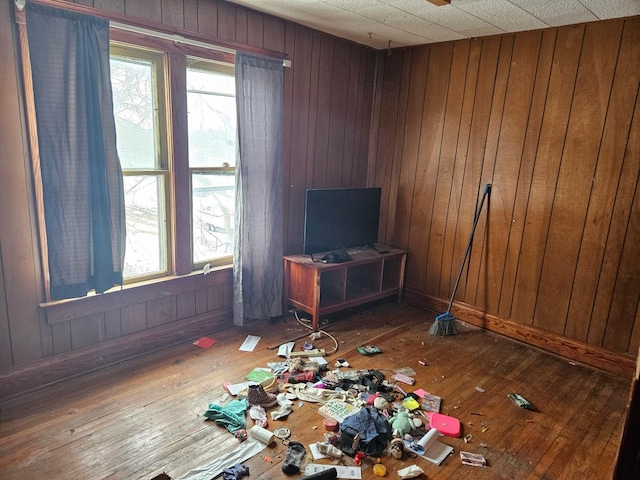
{"left": 283, "top": 246, "right": 407, "bottom": 331}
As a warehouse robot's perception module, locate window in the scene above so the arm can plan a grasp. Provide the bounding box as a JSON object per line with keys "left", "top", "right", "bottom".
{"left": 187, "top": 62, "right": 236, "bottom": 265}
{"left": 110, "top": 46, "right": 168, "bottom": 280}
{"left": 109, "top": 46, "right": 236, "bottom": 282}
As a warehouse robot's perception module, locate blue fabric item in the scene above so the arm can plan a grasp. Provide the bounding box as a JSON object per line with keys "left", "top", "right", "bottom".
{"left": 204, "top": 398, "right": 249, "bottom": 433}
{"left": 340, "top": 406, "right": 391, "bottom": 445}
{"left": 222, "top": 463, "right": 249, "bottom": 480}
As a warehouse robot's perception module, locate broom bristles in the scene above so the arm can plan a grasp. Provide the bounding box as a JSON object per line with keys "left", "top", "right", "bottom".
{"left": 429, "top": 312, "right": 458, "bottom": 336}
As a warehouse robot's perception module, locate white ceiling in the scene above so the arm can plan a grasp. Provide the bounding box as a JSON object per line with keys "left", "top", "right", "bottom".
{"left": 224, "top": 0, "right": 640, "bottom": 49}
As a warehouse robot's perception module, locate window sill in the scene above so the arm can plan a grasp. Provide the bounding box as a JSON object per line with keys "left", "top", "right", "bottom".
{"left": 41, "top": 264, "right": 233, "bottom": 325}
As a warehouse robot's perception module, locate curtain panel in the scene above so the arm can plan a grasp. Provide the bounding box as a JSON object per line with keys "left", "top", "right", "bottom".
{"left": 233, "top": 53, "right": 284, "bottom": 324}
{"left": 25, "top": 3, "right": 125, "bottom": 300}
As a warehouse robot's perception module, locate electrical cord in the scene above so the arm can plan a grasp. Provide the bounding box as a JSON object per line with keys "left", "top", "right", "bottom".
{"left": 292, "top": 309, "right": 339, "bottom": 355}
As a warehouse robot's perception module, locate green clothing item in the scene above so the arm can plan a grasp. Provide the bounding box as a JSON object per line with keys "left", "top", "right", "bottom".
{"left": 204, "top": 398, "right": 248, "bottom": 433}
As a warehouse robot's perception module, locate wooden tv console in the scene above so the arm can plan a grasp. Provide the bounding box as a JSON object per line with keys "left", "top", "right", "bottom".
{"left": 283, "top": 246, "right": 407, "bottom": 331}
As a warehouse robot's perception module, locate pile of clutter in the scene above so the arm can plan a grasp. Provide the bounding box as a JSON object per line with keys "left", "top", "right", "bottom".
{"left": 190, "top": 342, "right": 492, "bottom": 480}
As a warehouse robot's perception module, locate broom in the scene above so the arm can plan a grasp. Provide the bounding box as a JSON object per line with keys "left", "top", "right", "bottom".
{"left": 429, "top": 183, "right": 492, "bottom": 336}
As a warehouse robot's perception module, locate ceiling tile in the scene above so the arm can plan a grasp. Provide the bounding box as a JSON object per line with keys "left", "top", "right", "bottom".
{"left": 457, "top": 0, "right": 549, "bottom": 32}
{"left": 579, "top": 0, "right": 640, "bottom": 19}
{"left": 223, "top": 0, "right": 637, "bottom": 49}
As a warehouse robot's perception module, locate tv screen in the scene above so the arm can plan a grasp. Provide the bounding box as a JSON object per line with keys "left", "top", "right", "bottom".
{"left": 303, "top": 187, "right": 382, "bottom": 255}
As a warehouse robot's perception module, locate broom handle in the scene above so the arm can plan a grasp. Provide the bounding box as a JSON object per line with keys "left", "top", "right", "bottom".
{"left": 446, "top": 183, "right": 491, "bottom": 312}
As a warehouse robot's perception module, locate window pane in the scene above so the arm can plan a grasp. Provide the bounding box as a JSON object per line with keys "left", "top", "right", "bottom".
{"left": 111, "top": 56, "right": 158, "bottom": 169}
{"left": 192, "top": 172, "right": 235, "bottom": 263}
{"left": 123, "top": 175, "right": 166, "bottom": 278}
{"left": 187, "top": 68, "right": 236, "bottom": 168}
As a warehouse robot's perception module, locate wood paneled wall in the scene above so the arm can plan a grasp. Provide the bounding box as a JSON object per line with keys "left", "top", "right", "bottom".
{"left": 0, "top": 0, "right": 374, "bottom": 400}
{"left": 371, "top": 18, "right": 640, "bottom": 363}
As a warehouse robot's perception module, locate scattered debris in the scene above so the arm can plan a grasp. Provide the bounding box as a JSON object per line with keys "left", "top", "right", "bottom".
{"left": 193, "top": 336, "right": 216, "bottom": 348}
{"left": 357, "top": 345, "right": 381, "bottom": 355}
{"left": 508, "top": 393, "right": 536, "bottom": 411}
{"left": 460, "top": 451, "right": 488, "bottom": 467}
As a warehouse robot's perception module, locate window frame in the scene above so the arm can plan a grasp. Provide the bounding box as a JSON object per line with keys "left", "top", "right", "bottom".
{"left": 110, "top": 44, "right": 172, "bottom": 282}
{"left": 186, "top": 59, "right": 237, "bottom": 269}
{"left": 108, "top": 36, "right": 237, "bottom": 281}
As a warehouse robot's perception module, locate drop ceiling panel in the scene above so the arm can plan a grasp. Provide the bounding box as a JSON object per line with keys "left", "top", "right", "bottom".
{"left": 224, "top": 0, "right": 640, "bottom": 49}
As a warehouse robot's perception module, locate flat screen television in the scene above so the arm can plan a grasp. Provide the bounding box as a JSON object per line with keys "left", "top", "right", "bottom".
{"left": 303, "top": 187, "right": 382, "bottom": 255}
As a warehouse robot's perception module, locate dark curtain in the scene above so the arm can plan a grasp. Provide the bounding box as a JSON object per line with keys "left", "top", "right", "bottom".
{"left": 233, "top": 53, "right": 284, "bottom": 324}
{"left": 26, "top": 3, "right": 125, "bottom": 300}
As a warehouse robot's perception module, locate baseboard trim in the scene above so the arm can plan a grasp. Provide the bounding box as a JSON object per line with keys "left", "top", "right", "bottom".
{"left": 404, "top": 288, "right": 635, "bottom": 378}
{"left": 0, "top": 307, "right": 233, "bottom": 403}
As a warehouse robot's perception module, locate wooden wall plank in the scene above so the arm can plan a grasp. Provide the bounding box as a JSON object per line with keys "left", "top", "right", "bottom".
{"left": 234, "top": 7, "right": 247, "bottom": 44}
{"left": 121, "top": 303, "right": 147, "bottom": 335}
{"left": 406, "top": 42, "right": 453, "bottom": 292}
{"left": 423, "top": 41, "right": 468, "bottom": 299}
{"left": 195, "top": 288, "right": 208, "bottom": 315}
{"left": 94, "top": 0, "right": 125, "bottom": 13}
{"left": 534, "top": 21, "right": 622, "bottom": 334}
{"left": 566, "top": 18, "right": 640, "bottom": 341}
{"left": 326, "top": 41, "right": 350, "bottom": 187}
{"left": 466, "top": 34, "right": 514, "bottom": 309}
{"left": 161, "top": 0, "right": 184, "bottom": 29}
{"left": 216, "top": 0, "right": 236, "bottom": 41}
{"left": 439, "top": 40, "right": 480, "bottom": 300}
{"left": 499, "top": 29, "right": 556, "bottom": 318}
{"left": 51, "top": 322, "right": 72, "bottom": 355}
{"left": 125, "top": 0, "right": 162, "bottom": 23}
{"left": 381, "top": 48, "right": 413, "bottom": 247}
{"left": 471, "top": 32, "right": 539, "bottom": 313}
{"left": 340, "top": 44, "right": 360, "bottom": 188}
{"left": 206, "top": 285, "right": 224, "bottom": 311}
{"left": 282, "top": 21, "right": 295, "bottom": 256}
{"left": 105, "top": 309, "right": 122, "bottom": 340}
{"left": 246, "top": 9, "right": 264, "bottom": 48}
{"left": 511, "top": 25, "right": 584, "bottom": 325}
{"left": 372, "top": 48, "right": 404, "bottom": 251}
{"left": 391, "top": 46, "right": 430, "bottom": 253}
{"left": 70, "top": 313, "right": 106, "bottom": 350}
{"left": 196, "top": 0, "right": 217, "bottom": 37}
{"left": 263, "top": 15, "right": 286, "bottom": 53}
{"left": 183, "top": 0, "right": 198, "bottom": 31}
{"left": 285, "top": 25, "right": 313, "bottom": 254}
{"left": 356, "top": 48, "right": 376, "bottom": 189}
{"left": 177, "top": 291, "right": 196, "bottom": 320}
{"left": 147, "top": 295, "right": 178, "bottom": 328}
{"left": 304, "top": 30, "right": 322, "bottom": 193}
{"left": 589, "top": 89, "right": 640, "bottom": 347}
{"left": 311, "top": 35, "right": 335, "bottom": 188}
{"left": 0, "top": 245, "right": 14, "bottom": 369}
{"left": 602, "top": 179, "right": 640, "bottom": 353}
{"left": 449, "top": 36, "right": 500, "bottom": 303}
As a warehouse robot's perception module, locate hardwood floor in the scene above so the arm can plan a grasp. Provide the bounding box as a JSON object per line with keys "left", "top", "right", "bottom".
{"left": 0, "top": 301, "right": 631, "bottom": 479}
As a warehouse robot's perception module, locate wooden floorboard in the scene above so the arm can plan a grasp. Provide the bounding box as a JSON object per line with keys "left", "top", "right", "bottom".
{"left": 0, "top": 301, "right": 631, "bottom": 479}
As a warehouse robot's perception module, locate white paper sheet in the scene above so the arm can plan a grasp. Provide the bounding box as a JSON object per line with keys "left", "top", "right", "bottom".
{"left": 277, "top": 341, "right": 295, "bottom": 357}
{"left": 239, "top": 335, "right": 261, "bottom": 351}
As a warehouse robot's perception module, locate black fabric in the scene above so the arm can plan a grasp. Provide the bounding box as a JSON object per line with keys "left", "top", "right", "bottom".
{"left": 282, "top": 441, "right": 306, "bottom": 474}
{"left": 25, "top": 3, "right": 125, "bottom": 300}
{"left": 233, "top": 52, "right": 284, "bottom": 324}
